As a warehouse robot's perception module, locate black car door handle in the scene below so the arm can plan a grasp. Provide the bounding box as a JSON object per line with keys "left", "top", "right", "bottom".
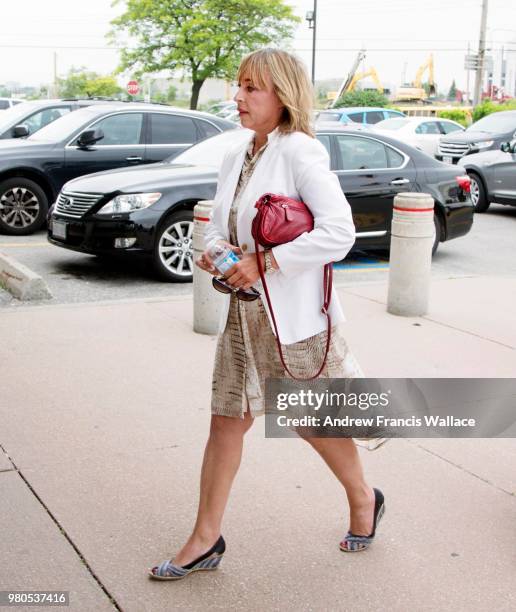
{"left": 126, "top": 156, "right": 143, "bottom": 162}
{"left": 390, "top": 178, "right": 410, "bottom": 185}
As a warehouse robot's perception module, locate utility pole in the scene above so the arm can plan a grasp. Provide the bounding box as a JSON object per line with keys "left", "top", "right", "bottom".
{"left": 500, "top": 45, "right": 506, "bottom": 96}
{"left": 53, "top": 51, "right": 58, "bottom": 98}
{"left": 402, "top": 62, "right": 408, "bottom": 86}
{"left": 466, "top": 42, "right": 471, "bottom": 104}
{"left": 473, "top": 0, "right": 489, "bottom": 106}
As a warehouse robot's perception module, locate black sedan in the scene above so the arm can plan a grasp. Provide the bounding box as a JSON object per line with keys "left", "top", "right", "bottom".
{"left": 47, "top": 126, "right": 474, "bottom": 282}
{"left": 0, "top": 103, "right": 236, "bottom": 235}
{"left": 0, "top": 98, "right": 117, "bottom": 141}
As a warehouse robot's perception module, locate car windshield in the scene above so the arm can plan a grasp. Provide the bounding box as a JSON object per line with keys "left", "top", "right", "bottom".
{"left": 27, "top": 106, "right": 105, "bottom": 142}
{"left": 171, "top": 129, "right": 251, "bottom": 168}
{"left": 375, "top": 118, "right": 409, "bottom": 130}
{"left": 467, "top": 112, "right": 516, "bottom": 133}
{"left": 0, "top": 102, "right": 43, "bottom": 131}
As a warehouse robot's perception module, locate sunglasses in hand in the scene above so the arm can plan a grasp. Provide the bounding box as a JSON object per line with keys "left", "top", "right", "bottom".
{"left": 212, "top": 275, "right": 260, "bottom": 301}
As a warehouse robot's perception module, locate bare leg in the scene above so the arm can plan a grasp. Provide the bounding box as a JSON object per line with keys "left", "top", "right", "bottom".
{"left": 172, "top": 409, "right": 255, "bottom": 566}
{"left": 302, "top": 436, "right": 375, "bottom": 535}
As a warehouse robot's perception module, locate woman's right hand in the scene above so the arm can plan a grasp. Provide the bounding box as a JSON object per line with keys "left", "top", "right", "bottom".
{"left": 195, "top": 240, "right": 242, "bottom": 275}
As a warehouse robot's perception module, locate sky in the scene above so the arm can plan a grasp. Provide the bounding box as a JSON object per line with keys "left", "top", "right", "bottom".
{"left": 1, "top": 0, "right": 516, "bottom": 96}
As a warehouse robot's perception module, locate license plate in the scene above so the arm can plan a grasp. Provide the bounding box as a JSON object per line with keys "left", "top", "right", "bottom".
{"left": 442, "top": 155, "right": 453, "bottom": 164}
{"left": 52, "top": 219, "right": 67, "bottom": 239}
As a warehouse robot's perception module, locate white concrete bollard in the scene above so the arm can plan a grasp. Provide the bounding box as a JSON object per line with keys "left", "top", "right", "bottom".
{"left": 193, "top": 200, "right": 225, "bottom": 334}
{"left": 387, "top": 192, "right": 435, "bottom": 317}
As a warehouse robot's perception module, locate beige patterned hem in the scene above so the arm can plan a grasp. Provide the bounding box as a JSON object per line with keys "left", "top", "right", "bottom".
{"left": 211, "top": 293, "right": 365, "bottom": 420}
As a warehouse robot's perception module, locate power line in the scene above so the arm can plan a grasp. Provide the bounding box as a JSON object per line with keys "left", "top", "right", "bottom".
{"left": 2, "top": 44, "right": 514, "bottom": 52}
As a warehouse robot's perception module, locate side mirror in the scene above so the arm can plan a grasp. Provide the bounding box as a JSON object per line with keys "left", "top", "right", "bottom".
{"left": 77, "top": 128, "right": 104, "bottom": 148}
{"left": 12, "top": 124, "right": 29, "bottom": 138}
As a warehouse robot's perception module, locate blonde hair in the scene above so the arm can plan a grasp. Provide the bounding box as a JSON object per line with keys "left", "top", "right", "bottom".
{"left": 236, "top": 48, "right": 314, "bottom": 137}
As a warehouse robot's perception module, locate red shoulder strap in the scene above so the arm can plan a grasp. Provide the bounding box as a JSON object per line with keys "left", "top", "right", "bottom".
{"left": 254, "top": 239, "right": 332, "bottom": 381}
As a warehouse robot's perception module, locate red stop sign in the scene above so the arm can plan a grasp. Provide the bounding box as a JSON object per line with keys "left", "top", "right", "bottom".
{"left": 127, "top": 80, "right": 139, "bottom": 95}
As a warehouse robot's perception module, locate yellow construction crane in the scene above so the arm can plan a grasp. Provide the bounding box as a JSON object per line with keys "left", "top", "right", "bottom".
{"left": 395, "top": 54, "right": 436, "bottom": 102}
{"left": 347, "top": 67, "right": 384, "bottom": 93}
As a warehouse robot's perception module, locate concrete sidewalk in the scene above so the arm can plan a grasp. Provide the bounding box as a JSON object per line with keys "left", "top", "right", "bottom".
{"left": 0, "top": 275, "right": 515, "bottom": 611}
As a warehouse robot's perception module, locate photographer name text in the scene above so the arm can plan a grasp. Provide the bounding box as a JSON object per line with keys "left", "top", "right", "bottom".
{"left": 276, "top": 415, "right": 477, "bottom": 428}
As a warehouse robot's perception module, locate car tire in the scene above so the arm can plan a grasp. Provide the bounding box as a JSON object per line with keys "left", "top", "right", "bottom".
{"left": 0, "top": 177, "right": 48, "bottom": 235}
{"left": 468, "top": 172, "right": 490, "bottom": 213}
{"left": 432, "top": 213, "right": 441, "bottom": 256}
{"left": 153, "top": 209, "right": 194, "bottom": 282}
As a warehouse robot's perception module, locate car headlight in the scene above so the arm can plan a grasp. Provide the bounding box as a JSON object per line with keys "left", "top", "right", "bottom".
{"left": 97, "top": 192, "right": 162, "bottom": 215}
{"left": 470, "top": 140, "right": 494, "bottom": 150}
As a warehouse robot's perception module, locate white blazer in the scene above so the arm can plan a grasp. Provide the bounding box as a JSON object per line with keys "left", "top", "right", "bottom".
{"left": 204, "top": 127, "right": 356, "bottom": 345}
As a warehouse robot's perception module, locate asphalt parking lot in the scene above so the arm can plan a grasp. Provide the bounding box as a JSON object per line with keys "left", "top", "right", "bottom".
{"left": 0, "top": 202, "right": 515, "bottom": 307}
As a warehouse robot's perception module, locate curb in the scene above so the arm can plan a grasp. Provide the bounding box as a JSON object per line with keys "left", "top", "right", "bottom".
{"left": 0, "top": 251, "right": 52, "bottom": 301}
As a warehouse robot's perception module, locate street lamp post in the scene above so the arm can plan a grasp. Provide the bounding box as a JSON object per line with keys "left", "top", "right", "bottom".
{"left": 305, "top": 0, "right": 317, "bottom": 85}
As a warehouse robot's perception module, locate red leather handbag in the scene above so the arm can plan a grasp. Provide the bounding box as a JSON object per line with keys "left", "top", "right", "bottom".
{"left": 251, "top": 192, "right": 333, "bottom": 380}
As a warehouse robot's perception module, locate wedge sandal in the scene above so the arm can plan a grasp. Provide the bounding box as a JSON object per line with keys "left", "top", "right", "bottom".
{"left": 148, "top": 535, "right": 226, "bottom": 580}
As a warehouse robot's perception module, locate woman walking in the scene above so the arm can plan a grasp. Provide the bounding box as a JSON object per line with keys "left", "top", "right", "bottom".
{"left": 149, "top": 48, "right": 385, "bottom": 580}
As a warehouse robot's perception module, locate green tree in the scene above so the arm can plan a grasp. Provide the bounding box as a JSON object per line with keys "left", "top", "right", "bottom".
{"left": 437, "top": 109, "right": 471, "bottom": 127}
{"left": 447, "top": 79, "right": 457, "bottom": 101}
{"left": 472, "top": 98, "right": 516, "bottom": 122}
{"left": 28, "top": 86, "right": 50, "bottom": 100}
{"left": 334, "top": 90, "right": 389, "bottom": 108}
{"left": 57, "top": 67, "right": 122, "bottom": 99}
{"left": 109, "top": 0, "right": 300, "bottom": 109}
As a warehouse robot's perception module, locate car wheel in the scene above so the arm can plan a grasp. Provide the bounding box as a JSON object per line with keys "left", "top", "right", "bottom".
{"left": 468, "top": 172, "right": 490, "bottom": 213}
{"left": 432, "top": 213, "right": 441, "bottom": 256}
{"left": 153, "top": 209, "right": 194, "bottom": 282}
{"left": 0, "top": 177, "right": 48, "bottom": 235}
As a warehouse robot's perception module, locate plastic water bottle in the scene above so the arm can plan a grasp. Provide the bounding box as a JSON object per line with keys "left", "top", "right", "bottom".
{"left": 208, "top": 243, "right": 240, "bottom": 274}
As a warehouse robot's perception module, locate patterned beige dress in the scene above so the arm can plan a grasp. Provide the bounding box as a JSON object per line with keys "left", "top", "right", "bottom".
{"left": 211, "top": 137, "right": 365, "bottom": 420}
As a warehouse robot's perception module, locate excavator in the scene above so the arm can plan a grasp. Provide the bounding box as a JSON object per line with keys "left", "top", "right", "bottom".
{"left": 328, "top": 50, "right": 384, "bottom": 107}
{"left": 347, "top": 67, "right": 384, "bottom": 93}
{"left": 395, "top": 54, "right": 436, "bottom": 102}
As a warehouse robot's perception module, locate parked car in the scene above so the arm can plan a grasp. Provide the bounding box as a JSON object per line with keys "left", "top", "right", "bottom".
{"left": 458, "top": 138, "right": 516, "bottom": 212}
{"left": 215, "top": 102, "right": 238, "bottom": 118}
{"left": 0, "top": 98, "right": 122, "bottom": 140}
{"left": 219, "top": 109, "right": 241, "bottom": 124}
{"left": 0, "top": 103, "right": 236, "bottom": 235}
{"left": 373, "top": 116, "right": 464, "bottom": 157}
{"left": 316, "top": 107, "right": 405, "bottom": 125}
{"left": 0, "top": 98, "right": 24, "bottom": 110}
{"left": 207, "top": 101, "right": 237, "bottom": 116}
{"left": 436, "top": 110, "right": 516, "bottom": 164}
{"left": 47, "top": 126, "right": 473, "bottom": 282}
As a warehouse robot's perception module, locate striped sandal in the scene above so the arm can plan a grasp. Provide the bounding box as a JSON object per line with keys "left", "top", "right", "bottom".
{"left": 148, "top": 535, "right": 226, "bottom": 580}
{"left": 340, "top": 488, "right": 385, "bottom": 552}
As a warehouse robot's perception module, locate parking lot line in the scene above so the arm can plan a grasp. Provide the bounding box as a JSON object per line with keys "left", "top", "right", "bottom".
{"left": 334, "top": 259, "right": 389, "bottom": 271}
{"left": 0, "top": 243, "right": 50, "bottom": 248}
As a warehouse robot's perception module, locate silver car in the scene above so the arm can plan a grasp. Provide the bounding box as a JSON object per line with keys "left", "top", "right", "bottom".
{"left": 458, "top": 139, "right": 516, "bottom": 212}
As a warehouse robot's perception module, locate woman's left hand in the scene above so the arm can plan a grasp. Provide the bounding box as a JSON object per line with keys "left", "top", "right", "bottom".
{"left": 225, "top": 253, "right": 262, "bottom": 290}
